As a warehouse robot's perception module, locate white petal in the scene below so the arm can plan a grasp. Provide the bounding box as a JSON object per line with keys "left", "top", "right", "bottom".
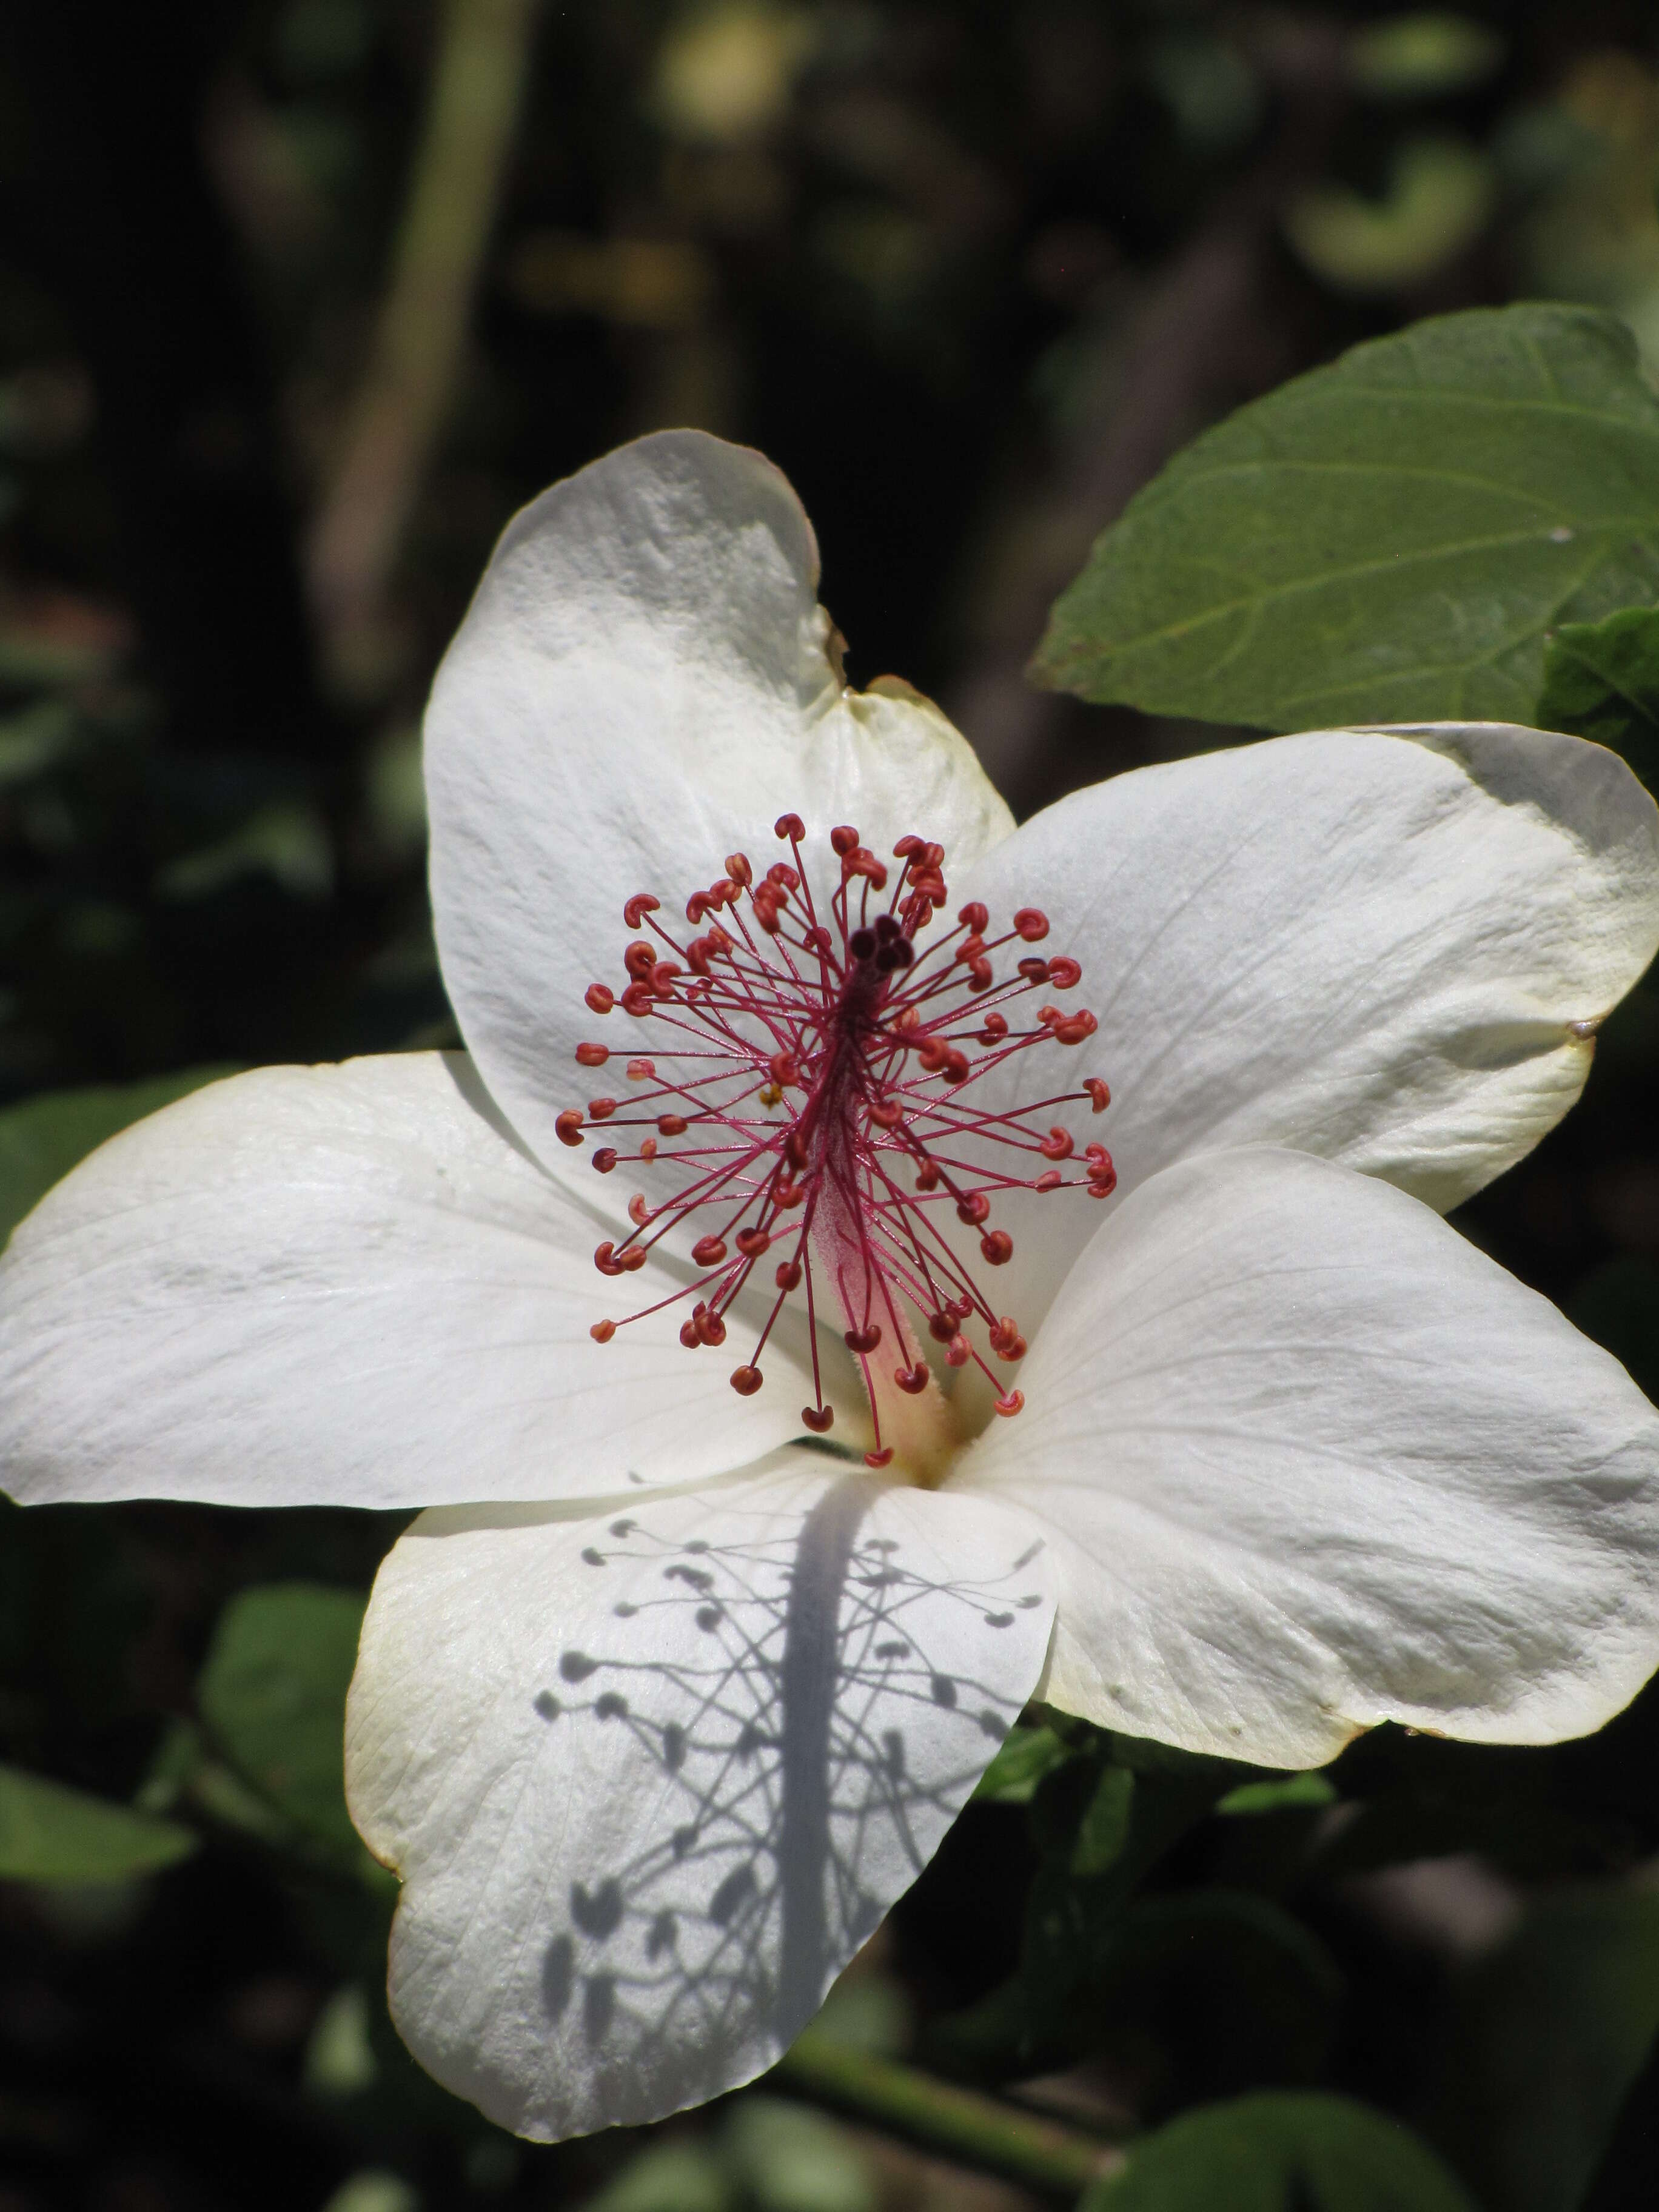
{"left": 346, "top": 1455, "right": 1054, "bottom": 2139}
{"left": 426, "top": 431, "right": 1013, "bottom": 1178}
{"left": 953, "top": 1146, "right": 1659, "bottom": 1769}
{"left": 951, "top": 723, "right": 1659, "bottom": 1331}
{"left": 0, "top": 1053, "right": 826, "bottom": 1508}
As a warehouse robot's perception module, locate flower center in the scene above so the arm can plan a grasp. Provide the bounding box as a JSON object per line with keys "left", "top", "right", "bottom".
{"left": 559, "top": 815, "right": 1114, "bottom": 1478}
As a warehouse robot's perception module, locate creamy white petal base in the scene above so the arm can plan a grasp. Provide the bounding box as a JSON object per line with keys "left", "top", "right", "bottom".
{"left": 346, "top": 1457, "right": 1054, "bottom": 2138}
{"left": 426, "top": 430, "right": 1014, "bottom": 1179}
{"left": 0, "top": 1052, "right": 828, "bottom": 1507}
{"left": 948, "top": 721, "right": 1659, "bottom": 1338}
{"left": 954, "top": 1145, "right": 1659, "bottom": 1769}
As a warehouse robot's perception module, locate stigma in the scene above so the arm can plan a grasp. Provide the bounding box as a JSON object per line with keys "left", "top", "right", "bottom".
{"left": 561, "top": 815, "right": 1114, "bottom": 1476}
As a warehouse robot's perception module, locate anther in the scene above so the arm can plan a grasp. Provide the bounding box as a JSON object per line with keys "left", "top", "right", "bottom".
{"left": 565, "top": 813, "right": 1112, "bottom": 1456}
{"left": 994, "top": 1390, "right": 1025, "bottom": 1418}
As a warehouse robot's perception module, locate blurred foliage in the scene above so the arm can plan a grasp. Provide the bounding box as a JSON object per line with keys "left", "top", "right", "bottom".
{"left": 1082, "top": 2091, "right": 1478, "bottom": 2210}
{"left": 0, "top": 1760, "right": 197, "bottom": 1883}
{"left": 2, "top": 2, "right": 1659, "bottom": 2210}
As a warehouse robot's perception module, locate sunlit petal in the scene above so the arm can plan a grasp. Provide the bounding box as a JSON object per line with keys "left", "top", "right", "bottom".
{"left": 0, "top": 1053, "right": 826, "bottom": 1507}
{"left": 953, "top": 1145, "right": 1659, "bottom": 1769}
{"left": 951, "top": 723, "right": 1659, "bottom": 1329}
{"left": 426, "top": 431, "right": 1013, "bottom": 1181}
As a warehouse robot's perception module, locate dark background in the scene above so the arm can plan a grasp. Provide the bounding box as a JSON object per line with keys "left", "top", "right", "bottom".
{"left": 3, "top": 4, "right": 1659, "bottom": 2209}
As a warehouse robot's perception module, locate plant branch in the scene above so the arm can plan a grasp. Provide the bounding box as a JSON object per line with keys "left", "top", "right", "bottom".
{"left": 770, "top": 2028, "right": 1125, "bottom": 2200}
{"left": 307, "top": 0, "right": 541, "bottom": 668}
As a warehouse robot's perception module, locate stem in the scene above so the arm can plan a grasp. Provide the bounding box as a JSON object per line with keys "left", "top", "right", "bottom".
{"left": 307, "top": 0, "right": 541, "bottom": 667}
{"left": 769, "top": 2028, "right": 1125, "bottom": 2200}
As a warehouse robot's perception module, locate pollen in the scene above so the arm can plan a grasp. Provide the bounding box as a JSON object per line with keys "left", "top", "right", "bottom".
{"left": 566, "top": 816, "right": 1113, "bottom": 1472}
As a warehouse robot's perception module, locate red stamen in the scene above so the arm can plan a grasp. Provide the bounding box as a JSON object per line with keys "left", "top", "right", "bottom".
{"left": 562, "top": 819, "right": 1113, "bottom": 1452}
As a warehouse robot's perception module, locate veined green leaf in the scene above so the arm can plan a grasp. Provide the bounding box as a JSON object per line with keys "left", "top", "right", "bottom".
{"left": 1035, "top": 304, "right": 1659, "bottom": 732}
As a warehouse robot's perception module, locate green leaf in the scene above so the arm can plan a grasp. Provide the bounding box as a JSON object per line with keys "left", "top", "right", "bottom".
{"left": 1083, "top": 2091, "right": 1477, "bottom": 2211}
{"left": 971, "top": 1723, "right": 1073, "bottom": 1805}
{"left": 723, "top": 2096, "right": 875, "bottom": 2212}
{"left": 0, "top": 1067, "right": 240, "bottom": 1245}
{"left": 1034, "top": 304, "right": 1659, "bottom": 732}
{"left": 196, "top": 1583, "right": 369, "bottom": 1868}
{"left": 1071, "top": 1766, "right": 1136, "bottom": 1876}
{"left": 1535, "top": 603, "right": 1659, "bottom": 788}
{"left": 1435, "top": 1889, "right": 1659, "bottom": 2212}
{"left": 0, "top": 1760, "right": 196, "bottom": 1883}
{"left": 1216, "top": 1772, "right": 1339, "bottom": 1817}
{"left": 585, "top": 2142, "right": 732, "bottom": 2212}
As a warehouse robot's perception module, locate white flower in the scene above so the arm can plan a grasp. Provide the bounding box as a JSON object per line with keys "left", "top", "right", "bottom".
{"left": 4, "top": 431, "right": 1659, "bottom": 2142}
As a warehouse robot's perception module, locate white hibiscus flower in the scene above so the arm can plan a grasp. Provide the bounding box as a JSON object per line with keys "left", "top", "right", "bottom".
{"left": 4, "top": 431, "right": 1659, "bottom": 2143}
